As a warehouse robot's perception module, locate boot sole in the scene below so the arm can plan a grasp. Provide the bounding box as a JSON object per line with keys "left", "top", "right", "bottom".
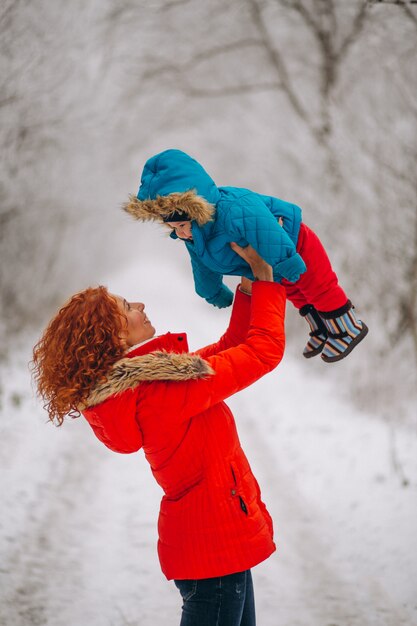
{"left": 303, "top": 344, "right": 325, "bottom": 358}
{"left": 321, "top": 323, "right": 369, "bottom": 363}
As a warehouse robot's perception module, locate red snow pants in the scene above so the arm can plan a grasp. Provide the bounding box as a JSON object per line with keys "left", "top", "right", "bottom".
{"left": 282, "top": 223, "right": 348, "bottom": 312}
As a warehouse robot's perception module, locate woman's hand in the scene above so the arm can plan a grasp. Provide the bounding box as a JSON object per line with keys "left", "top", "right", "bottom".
{"left": 230, "top": 242, "right": 273, "bottom": 283}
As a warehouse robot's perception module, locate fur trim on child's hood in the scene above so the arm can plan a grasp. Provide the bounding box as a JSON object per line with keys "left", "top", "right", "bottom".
{"left": 123, "top": 149, "right": 220, "bottom": 225}
{"left": 123, "top": 190, "right": 215, "bottom": 226}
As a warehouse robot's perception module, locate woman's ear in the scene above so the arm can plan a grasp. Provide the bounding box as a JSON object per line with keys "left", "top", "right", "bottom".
{"left": 117, "top": 313, "right": 129, "bottom": 350}
{"left": 119, "top": 337, "right": 128, "bottom": 350}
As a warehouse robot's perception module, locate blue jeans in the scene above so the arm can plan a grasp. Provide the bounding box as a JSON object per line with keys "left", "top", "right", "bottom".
{"left": 174, "top": 570, "right": 256, "bottom": 626}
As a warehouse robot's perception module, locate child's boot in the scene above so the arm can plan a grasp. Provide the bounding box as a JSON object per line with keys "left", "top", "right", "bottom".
{"left": 300, "top": 304, "right": 328, "bottom": 358}
{"left": 319, "top": 301, "right": 368, "bottom": 363}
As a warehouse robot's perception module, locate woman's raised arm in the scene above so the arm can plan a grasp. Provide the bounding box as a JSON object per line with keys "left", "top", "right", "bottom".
{"left": 196, "top": 244, "right": 274, "bottom": 358}
{"left": 142, "top": 280, "right": 286, "bottom": 429}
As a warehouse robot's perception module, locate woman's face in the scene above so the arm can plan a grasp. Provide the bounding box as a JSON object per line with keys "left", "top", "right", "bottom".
{"left": 166, "top": 220, "right": 193, "bottom": 240}
{"left": 115, "top": 297, "right": 156, "bottom": 347}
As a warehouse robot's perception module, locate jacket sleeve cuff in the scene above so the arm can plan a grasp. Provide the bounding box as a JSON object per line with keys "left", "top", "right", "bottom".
{"left": 238, "top": 284, "right": 252, "bottom": 296}
{"left": 205, "top": 284, "right": 234, "bottom": 308}
{"left": 273, "top": 253, "right": 306, "bottom": 283}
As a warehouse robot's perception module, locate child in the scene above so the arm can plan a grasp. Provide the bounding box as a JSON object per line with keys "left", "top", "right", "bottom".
{"left": 123, "top": 149, "right": 368, "bottom": 363}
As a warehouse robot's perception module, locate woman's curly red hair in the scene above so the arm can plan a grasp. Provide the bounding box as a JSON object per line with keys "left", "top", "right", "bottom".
{"left": 32, "top": 286, "right": 126, "bottom": 425}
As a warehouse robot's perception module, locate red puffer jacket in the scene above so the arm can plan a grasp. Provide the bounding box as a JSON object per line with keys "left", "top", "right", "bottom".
{"left": 82, "top": 282, "right": 286, "bottom": 580}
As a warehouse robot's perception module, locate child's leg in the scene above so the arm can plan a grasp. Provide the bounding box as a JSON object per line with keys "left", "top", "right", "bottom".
{"left": 284, "top": 224, "right": 367, "bottom": 362}
{"left": 283, "top": 223, "right": 348, "bottom": 312}
{"left": 298, "top": 304, "right": 328, "bottom": 358}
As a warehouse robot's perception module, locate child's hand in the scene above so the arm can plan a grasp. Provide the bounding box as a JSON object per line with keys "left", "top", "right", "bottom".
{"left": 230, "top": 242, "right": 273, "bottom": 282}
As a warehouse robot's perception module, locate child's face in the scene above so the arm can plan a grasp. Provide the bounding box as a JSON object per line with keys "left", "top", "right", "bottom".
{"left": 166, "top": 220, "right": 193, "bottom": 240}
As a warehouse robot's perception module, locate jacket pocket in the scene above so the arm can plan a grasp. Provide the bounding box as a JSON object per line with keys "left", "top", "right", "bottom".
{"left": 230, "top": 464, "right": 248, "bottom": 516}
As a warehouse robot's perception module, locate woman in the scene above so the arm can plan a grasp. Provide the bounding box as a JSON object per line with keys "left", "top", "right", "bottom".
{"left": 32, "top": 244, "right": 286, "bottom": 626}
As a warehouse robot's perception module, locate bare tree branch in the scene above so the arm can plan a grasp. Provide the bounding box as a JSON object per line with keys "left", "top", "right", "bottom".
{"left": 284, "top": 0, "right": 369, "bottom": 96}
{"left": 141, "top": 39, "right": 263, "bottom": 80}
{"left": 0, "top": 95, "right": 17, "bottom": 107}
{"left": 367, "top": 0, "right": 417, "bottom": 4}
{"left": 247, "top": 0, "right": 312, "bottom": 124}
{"left": 337, "top": 4, "right": 369, "bottom": 60}
{"left": 140, "top": 55, "right": 281, "bottom": 98}
{"left": 160, "top": 0, "right": 195, "bottom": 10}
{"left": 321, "top": 0, "right": 338, "bottom": 37}
{"left": 400, "top": 1, "right": 417, "bottom": 27}
{"left": 0, "top": 208, "right": 17, "bottom": 236}
{"left": 140, "top": 0, "right": 316, "bottom": 136}
{"left": 188, "top": 38, "right": 265, "bottom": 65}
{"left": 185, "top": 82, "right": 282, "bottom": 97}
{"left": 134, "top": 0, "right": 371, "bottom": 146}
{"left": 0, "top": 0, "right": 17, "bottom": 28}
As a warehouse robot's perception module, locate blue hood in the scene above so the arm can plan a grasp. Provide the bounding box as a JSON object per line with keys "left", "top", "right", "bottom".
{"left": 138, "top": 149, "right": 221, "bottom": 206}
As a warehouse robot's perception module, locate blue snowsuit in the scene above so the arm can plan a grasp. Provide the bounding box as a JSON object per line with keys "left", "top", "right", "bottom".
{"left": 135, "top": 149, "right": 306, "bottom": 308}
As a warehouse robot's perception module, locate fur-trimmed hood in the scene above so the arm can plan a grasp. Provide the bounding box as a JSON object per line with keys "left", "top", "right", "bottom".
{"left": 123, "top": 190, "right": 215, "bottom": 226}
{"left": 123, "top": 149, "right": 220, "bottom": 225}
{"left": 80, "top": 350, "right": 214, "bottom": 410}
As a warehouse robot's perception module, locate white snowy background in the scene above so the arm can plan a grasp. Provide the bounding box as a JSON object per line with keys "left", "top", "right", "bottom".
{"left": 1, "top": 1, "right": 417, "bottom": 625}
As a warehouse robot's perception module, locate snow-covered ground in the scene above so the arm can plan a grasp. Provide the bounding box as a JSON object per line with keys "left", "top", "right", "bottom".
{"left": 1, "top": 258, "right": 416, "bottom": 626}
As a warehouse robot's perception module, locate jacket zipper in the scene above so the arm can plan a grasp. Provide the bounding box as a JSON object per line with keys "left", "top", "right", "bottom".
{"left": 230, "top": 465, "right": 248, "bottom": 515}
